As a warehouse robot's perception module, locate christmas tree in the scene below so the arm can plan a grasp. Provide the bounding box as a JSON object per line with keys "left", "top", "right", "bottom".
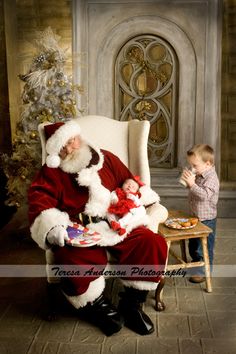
{"left": 1, "top": 27, "right": 83, "bottom": 209}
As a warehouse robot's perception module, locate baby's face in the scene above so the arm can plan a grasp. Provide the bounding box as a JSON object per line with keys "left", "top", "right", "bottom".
{"left": 122, "top": 179, "right": 139, "bottom": 193}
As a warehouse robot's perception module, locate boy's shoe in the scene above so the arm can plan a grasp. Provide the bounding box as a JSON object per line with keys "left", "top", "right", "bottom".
{"left": 189, "top": 275, "right": 205, "bottom": 283}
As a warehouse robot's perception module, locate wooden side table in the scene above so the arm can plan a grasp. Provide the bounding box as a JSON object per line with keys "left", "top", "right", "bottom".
{"left": 155, "top": 210, "right": 212, "bottom": 311}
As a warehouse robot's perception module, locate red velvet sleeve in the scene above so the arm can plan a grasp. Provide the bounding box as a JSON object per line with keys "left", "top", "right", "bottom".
{"left": 28, "top": 165, "right": 64, "bottom": 225}
{"left": 101, "top": 150, "right": 134, "bottom": 189}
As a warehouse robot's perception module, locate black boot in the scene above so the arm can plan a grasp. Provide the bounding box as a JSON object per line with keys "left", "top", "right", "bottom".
{"left": 118, "top": 287, "right": 154, "bottom": 335}
{"left": 78, "top": 294, "right": 124, "bottom": 336}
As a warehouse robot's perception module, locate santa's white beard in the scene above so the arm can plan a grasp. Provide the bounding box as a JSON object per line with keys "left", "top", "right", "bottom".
{"left": 60, "top": 142, "right": 92, "bottom": 173}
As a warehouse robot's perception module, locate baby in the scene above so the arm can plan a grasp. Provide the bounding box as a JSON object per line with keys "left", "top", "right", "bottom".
{"left": 107, "top": 177, "right": 147, "bottom": 235}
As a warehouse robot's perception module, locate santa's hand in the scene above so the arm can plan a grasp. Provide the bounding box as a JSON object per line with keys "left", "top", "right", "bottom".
{"left": 46, "top": 226, "right": 69, "bottom": 247}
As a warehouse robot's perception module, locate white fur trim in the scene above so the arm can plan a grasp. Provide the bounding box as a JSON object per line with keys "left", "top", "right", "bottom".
{"left": 30, "top": 208, "right": 70, "bottom": 250}
{"left": 46, "top": 155, "right": 61, "bottom": 168}
{"left": 121, "top": 279, "right": 158, "bottom": 291}
{"left": 76, "top": 150, "right": 111, "bottom": 218}
{"left": 139, "top": 185, "right": 160, "bottom": 206}
{"left": 45, "top": 120, "right": 81, "bottom": 168}
{"left": 110, "top": 191, "right": 119, "bottom": 204}
{"left": 88, "top": 221, "right": 127, "bottom": 246}
{"left": 63, "top": 276, "right": 105, "bottom": 308}
{"left": 126, "top": 214, "right": 150, "bottom": 234}
{"left": 88, "top": 213, "right": 150, "bottom": 247}
{"left": 119, "top": 206, "right": 149, "bottom": 233}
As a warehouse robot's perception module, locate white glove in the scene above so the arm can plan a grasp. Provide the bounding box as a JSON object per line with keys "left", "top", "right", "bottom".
{"left": 46, "top": 225, "right": 69, "bottom": 247}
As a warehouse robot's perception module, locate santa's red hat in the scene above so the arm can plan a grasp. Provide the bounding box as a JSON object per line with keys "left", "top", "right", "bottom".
{"left": 44, "top": 120, "right": 81, "bottom": 168}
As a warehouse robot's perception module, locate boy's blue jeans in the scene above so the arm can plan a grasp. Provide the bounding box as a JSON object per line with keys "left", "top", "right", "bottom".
{"left": 188, "top": 218, "right": 217, "bottom": 276}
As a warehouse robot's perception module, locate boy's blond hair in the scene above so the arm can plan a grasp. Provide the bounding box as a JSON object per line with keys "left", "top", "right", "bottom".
{"left": 187, "top": 144, "right": 215, "bottom": 165}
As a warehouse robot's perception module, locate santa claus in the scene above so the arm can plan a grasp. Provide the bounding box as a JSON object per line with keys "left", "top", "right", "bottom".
{"left": 28, "top": 119, "right": 168, "bottom": 336}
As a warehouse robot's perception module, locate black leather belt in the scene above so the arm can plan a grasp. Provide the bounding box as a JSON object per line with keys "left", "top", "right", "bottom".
{"left": 79, "top": 213, "right": 107, "bottom": 225}
{"left": 90, "top": 216, "right": 106, "bottom": 223}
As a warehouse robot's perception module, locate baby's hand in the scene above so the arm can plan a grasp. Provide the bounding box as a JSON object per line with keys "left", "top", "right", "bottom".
{"left": 127, "top": 193, "right": 141, "bottom": 206}
{"left": 127, "top": 193, "right": 136, "bottom": 200}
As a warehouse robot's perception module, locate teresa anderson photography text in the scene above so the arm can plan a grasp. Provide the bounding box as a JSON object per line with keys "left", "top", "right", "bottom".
{"left": 49, "top": 265, "right": 186, "bottom": 278}
{"left": 0, "top": 265, "right": 235, "bottom": 278}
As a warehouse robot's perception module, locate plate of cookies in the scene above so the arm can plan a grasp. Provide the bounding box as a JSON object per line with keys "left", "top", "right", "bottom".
{"left": 164, "top": 217, "right": 198, "bottom": 230}
{"left": 66, "top": 224, "right": 101, "bottom": 247}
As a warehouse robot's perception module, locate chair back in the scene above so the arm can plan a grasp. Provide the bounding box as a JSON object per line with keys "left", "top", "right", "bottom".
{"left": 38, "top": 115, "right": 151, "bottom": 185}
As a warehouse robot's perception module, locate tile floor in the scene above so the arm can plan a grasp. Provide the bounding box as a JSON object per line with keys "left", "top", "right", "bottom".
{"left": 0, "top": 218, "right": 235, "bottom": 354}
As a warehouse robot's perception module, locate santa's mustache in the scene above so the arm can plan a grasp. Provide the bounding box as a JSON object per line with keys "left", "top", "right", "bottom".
{"left": 59, "top": 142, "right": 92, "bottom": 173}
{"left": 62, "top": 148, "right": 81, "bottom": 162}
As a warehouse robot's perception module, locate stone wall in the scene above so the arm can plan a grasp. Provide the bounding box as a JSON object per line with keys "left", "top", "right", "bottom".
{"left": 3, "top": 0, "right": 72, "bottom": 137}
{"left": 0, "top": 0, "right": 236, "bottom": 219}
{"left": 0, "top": 0, "right": 11, "bottom": 152}
{"left": 221, "top": 0, "right": 236, "bottom": 187}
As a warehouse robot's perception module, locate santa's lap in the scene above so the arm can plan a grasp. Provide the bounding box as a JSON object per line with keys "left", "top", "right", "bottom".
{"left": 53, "top": 226, "right": 167, "bottom": 296}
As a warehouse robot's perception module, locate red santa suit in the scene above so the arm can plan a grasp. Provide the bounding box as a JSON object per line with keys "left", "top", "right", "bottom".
{"left": 28, "top": 120, "right": 168, "bottom": 309}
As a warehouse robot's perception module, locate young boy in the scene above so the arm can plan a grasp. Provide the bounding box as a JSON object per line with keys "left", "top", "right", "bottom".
{"left": 181, "top": 144, "right": 220, "bottom": 283}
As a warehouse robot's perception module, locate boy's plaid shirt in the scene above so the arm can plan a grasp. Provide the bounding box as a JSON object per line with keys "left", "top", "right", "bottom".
{"left": 188, "top": 166, "right": 220, "bottom": 221}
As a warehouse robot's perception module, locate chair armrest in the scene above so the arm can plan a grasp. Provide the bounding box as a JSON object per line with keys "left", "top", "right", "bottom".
{"left": 146, "top": 203, "right": 168, "bottom": 233}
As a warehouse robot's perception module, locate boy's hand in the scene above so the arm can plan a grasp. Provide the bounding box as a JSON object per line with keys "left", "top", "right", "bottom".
{"left": 182, "top": 168, "right": 196, "bottom": 188}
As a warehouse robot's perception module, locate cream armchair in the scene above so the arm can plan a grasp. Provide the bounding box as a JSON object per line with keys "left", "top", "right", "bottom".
{"left": 39, "top": 115, "right": 168, "bottom": 229}
{"left": 38, "top": 115, "right": 168, "bottom": 318}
